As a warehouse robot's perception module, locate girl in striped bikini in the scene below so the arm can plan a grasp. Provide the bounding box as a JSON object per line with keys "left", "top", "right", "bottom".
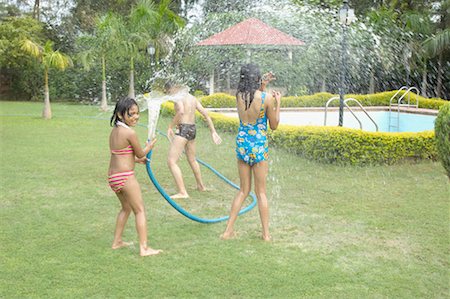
{"left": 108, "top": 97, "right": 161, "bottom": 256}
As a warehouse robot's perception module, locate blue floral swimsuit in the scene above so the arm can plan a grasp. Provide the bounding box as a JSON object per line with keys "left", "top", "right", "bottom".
{"left": 236, "top": 92, "right": 269, "bottom": 166}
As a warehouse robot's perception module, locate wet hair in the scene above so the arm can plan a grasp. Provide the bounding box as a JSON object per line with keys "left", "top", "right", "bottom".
{"left": 236, "top": 64, "right": 261, "bottom": 110}
{"left": 110, "top": 96, "right": 139, "bottom": 127}
{"left": 164, "top": 80, "right": 176, "bottom": 93}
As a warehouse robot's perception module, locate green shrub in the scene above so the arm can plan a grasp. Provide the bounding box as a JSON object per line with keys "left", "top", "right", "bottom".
{"left": 199, "top": 90, "right": 446, "bottom": 110}
{"left": 269, "top": 125, "right": 436, "bottom": 165}
{"left": 161, "top": 94, "right": 438, "bottom": 165}
{"left": 205, "top": 112, "right": 437, "bottom": 165}
{"left": 200, "top": 93, "right": 235, "bottom": 108}
{"left": 434, "top": 102, "right": 450, "bottom": 178}
{"left": 193, "top": 90, "right": 205, "bottom": 97}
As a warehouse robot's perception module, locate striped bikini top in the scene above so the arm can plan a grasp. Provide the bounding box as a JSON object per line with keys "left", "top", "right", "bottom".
{"left": 111, "top": 145, "right": 133, "bottom": 155}
{"left": 111, "top": 121, "right": 134, "bottom": 155}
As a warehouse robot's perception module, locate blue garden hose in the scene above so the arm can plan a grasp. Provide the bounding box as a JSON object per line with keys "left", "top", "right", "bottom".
{"left": 145, "top": 130, "right": 257, "bottom": 224}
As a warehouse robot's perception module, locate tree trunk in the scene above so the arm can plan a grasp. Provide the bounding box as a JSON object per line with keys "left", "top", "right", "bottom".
{"left": 42, "top": 68, "right": 51, "bottom": 119}
{"left": 33, "top": 0, "right": 40, "bottom": 21}
{"left": 435, "top": 52, "right": 443, "bottom": 98}
{"left": 100, "top": 55, "right": 108, "bottom": 111}
{"left": 128, "top": 57, "right": 135, "bottom": 99}
{"left": 368, "top": 71, "right": 375, "bottom": 94}
{"left": 320, "top": 80, "right": 326, "bottom": 92}
{"left": 421, "top": 62, "right": 428, "bottom": 98}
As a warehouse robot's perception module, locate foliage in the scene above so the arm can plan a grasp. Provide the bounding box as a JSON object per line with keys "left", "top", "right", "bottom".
{"left": 0, "top": 16, "right": 46, "bottom": 100}
{"left": 268, "top": 125, "right": 436, "bottom": 165}
{"left": 2, "top": 0, "right": 449, "bottom": 101}
{"left": 20, "top": 39, "right": 72, "bottom": 118}
{"left": 160, "top": 99, "right": 437, "bottom": 165}
{"left": 199, "top": 91, "right": 447, "bottom": 110}
{"left": 434, "top": 102, "right": 450, "bottom": 178}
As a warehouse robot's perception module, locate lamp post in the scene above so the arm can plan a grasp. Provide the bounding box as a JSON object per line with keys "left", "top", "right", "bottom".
{"left": 338, "top": 0, "right": 354, "bottom": 126}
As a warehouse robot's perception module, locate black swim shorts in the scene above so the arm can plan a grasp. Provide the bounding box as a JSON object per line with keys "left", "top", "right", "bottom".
{"left": 175, "top": 123, "right": 196, "bottom": 141}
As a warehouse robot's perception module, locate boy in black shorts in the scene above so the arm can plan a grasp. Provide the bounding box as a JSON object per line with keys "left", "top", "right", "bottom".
{"left": 165, "top": 81, "right": 222, "bottom": 199}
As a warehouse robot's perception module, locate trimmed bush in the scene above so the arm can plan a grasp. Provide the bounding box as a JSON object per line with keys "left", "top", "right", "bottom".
{"left": 160, "top": 97, "right": 438, "bottom": 165}
{"left": 269, "top": 125, "right": 436, "bottom": 165}
{"left": 199, "top": 90, "right": 446, "bottom": 110}
{"left": 200, "top": 93, "right": 235, "bottom": 108}
{"left": 434, "top": 102, "right": 450, "bottom": 178}
{"left": 206, "top": 112, "right": 437, "bottom": 165}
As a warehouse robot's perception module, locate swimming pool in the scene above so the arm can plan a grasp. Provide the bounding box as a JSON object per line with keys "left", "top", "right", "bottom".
{"left": 217, "top": 110, "right": 437, "bottom": 132}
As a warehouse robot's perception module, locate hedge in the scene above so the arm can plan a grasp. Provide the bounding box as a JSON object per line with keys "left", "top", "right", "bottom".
{"left": 160, "top": 102, "right": 437, "bottom": 165}
{"left": 199, "top": 90, "right": 447, "bottom": 110}
{"left": 269, "top": 125, "right": 436, "bottom": 165}
{"left": 434, "top": 102, "right": 450, "bottom": 178}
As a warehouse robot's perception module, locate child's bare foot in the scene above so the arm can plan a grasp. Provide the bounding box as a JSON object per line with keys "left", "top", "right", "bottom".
{"left": 111, "top": 241, "right": 133, "bottom": 249}
{"left": 171, "top": 193, "right": 189, "bottom": 199}
{"left": 262, "top": 234, "right": 272, "bottom": 242}
{"left": 140, "top": 247, "right": 162, "bottom": 257}
{"left": 220, "top": 231, "right": 236, "bottom": 240}
{"left": 197, "top": 185, "right": 207, "bottom": 192}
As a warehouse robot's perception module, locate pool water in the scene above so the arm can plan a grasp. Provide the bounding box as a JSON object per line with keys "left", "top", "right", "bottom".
{"left": 219, "top": 111, "right": 436, "bottom": 132}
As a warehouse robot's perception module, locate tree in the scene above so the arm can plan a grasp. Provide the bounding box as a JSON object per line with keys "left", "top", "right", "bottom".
{"left": 21, "top": 39, "right": 72, "bottom": 119}
{"left": 0, "top": 16, "right": 46, "bottom": 100}
{"left": 423, "top": 29, "right": 450, "bottom": 98}
{"left": 78, "top": 13, "right": 122, "bottom": 110}
{"left": 122, "top": 0, "right": 184, "bottom": 98}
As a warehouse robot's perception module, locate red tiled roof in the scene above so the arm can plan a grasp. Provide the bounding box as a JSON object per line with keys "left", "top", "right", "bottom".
{"left": 196, "top": 18, "right": 305, "bottom": 46}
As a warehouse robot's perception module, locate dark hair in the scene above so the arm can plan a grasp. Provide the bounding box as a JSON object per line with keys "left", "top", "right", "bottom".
{"left": 164, "top": 80, "right": 176, "bottom": 93}
{"left": 110, "top": 97, "right": 139, "bottom": 126}
{"left": 236, "top": 64, "right": 261, "bottom": 110}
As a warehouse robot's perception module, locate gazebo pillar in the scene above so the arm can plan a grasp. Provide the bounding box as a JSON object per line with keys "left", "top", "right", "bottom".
{"left": 209, "top": 69, "right": 214, "bottom": 95}
{"left": 246, "top": 49, "right": 252, "bottom": 63}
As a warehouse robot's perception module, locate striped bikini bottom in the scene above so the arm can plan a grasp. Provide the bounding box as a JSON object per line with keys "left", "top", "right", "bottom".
{"left": 108, "top": 171, "right": 134, "bottom": 193}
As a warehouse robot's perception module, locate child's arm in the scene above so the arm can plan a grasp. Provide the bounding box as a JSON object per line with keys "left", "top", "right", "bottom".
{"left": 266, "top": 90, "right": 281, "bottom": 130}
{"left": 127, "top": 130, "right": 157, "bottom": 158}
{"left": 196, "top": 99, "right": 222, "bottom": 145}
{"left": 167, "top": 101, "right": 185, "bottom": 140}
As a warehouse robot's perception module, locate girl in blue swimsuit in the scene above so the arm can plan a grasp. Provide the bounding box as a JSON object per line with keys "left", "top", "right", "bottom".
{"left": 221, "top": 64, "right": 281, "bottom": 241}
{"left": 236, "top": 92, "right": 269, "bottom": 165}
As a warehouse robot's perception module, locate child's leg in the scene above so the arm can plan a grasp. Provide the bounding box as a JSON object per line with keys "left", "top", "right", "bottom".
{"left": 252, "top": 161, "right": 271, "bottom": 241}
{"left": 121, "top": 176, "right": 161, "bottom": 256}
{"left": 112, "top": 193, "right": 133, "bottom": 249}
{"left": 167, "top": 136, "right": 189, "bottom": 198}
{"left": 185, "top": 140, "right": 205, "bottom": 191}
{"left": 221, "top": 160, "right": 252, "bottom": 239}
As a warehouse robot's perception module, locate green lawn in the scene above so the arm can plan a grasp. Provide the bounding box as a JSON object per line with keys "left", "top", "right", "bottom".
{"left": 1, "top": 101, "right": 449, "bottom": 298}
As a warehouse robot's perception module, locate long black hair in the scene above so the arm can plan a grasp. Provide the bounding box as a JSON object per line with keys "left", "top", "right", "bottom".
{"left": 236, "top": 64, "right": 261, "bottom": 110}
{"left": 110, "top": 97, "right": 139, "bottom": 126}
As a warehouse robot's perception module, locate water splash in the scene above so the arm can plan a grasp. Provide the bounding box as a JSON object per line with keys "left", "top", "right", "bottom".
{"left": 136, "top": 88, "right": 190, "bottom": 140}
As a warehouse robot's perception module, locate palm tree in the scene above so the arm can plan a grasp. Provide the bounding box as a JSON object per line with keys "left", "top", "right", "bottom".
{"left": 79, "top": 13, "right": 122, "bottom": 111}
{"left": 21, "top": 39, "right": 72, "bottom": 119}
{"left": 401, "top": 11, "right": 433, "bottom": 96}
{"left": 122, "top": 0, "right": 185, "bottom": 98}
{"left": 422, "top": 29, "right": 450, "bottom": 98}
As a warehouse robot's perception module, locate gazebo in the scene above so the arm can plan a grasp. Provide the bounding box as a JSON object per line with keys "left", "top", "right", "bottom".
{"left": 196, "top": 18, "right": 305, "bottom": 94}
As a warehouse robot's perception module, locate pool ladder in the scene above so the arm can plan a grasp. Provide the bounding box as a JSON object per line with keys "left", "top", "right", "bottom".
{"left": 388, "top": 86, "right": 419, "bottom": 132}
{"left": 324, "top": 97, "right": 379, "bottom": 131}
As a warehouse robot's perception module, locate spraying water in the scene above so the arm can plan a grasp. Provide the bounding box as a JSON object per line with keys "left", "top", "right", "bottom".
{"left": 135, "top": 87, "right": 191, "bottom": 141}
